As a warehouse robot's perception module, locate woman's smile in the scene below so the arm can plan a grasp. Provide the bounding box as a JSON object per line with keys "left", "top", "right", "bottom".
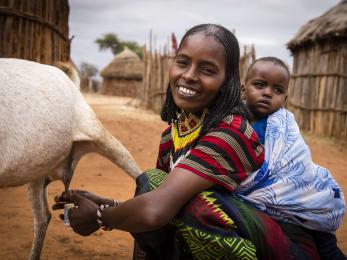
{"left": 177, "top": 85, "right": 199, "bottom": 97}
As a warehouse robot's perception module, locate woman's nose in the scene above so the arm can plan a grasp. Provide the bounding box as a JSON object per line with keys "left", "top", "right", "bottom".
{"left": 182, "top": 66, "right": 198, "bottom": 81}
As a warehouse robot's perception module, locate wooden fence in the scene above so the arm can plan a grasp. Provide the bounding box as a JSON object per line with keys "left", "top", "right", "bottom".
{"left": 288, "top": 40, "right": 347, "bottom": 139}
{"left": 0, "top": 0, "right": 70, "bottom": 65}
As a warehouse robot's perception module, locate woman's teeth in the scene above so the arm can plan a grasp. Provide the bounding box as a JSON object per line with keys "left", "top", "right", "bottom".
{"left": 178, "top": 86, "right": 197, "bottom": 96}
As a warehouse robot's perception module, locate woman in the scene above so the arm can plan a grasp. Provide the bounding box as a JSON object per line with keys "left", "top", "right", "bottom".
{"left": 54, "top": 24, "right": 318, "bottom": 259}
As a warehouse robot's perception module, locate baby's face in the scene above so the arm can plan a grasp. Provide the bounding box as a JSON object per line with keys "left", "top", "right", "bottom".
{"left": 242, "top": 61, "right": 289, "bottom": 119}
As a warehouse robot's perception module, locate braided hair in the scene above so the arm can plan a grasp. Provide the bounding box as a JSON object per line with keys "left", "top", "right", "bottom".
{"left": 161, "top": 24, "right": 246, "bottom": 136}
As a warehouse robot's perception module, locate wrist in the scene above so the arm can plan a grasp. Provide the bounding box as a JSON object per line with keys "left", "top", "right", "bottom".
{"left": 97, "top": 204, "right": 113, "bottom": 231}
{"left": 101, "top": 198, "right": 115, "bottom": 206}
{"left": 96, "top": 200, "right": 120, "bottom": 231}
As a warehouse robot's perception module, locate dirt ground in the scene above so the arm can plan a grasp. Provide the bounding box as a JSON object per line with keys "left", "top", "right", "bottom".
{"left": 0, "top": 94, "right": 346, "bottom": 260}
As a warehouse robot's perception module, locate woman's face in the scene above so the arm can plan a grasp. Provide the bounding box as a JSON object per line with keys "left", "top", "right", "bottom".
{"left": 169, "top": 33, "right": 226, "bottom": 114}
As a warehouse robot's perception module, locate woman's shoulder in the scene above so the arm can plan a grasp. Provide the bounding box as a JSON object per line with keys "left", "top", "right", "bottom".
{"left": 161, "top": 124, "right": 171, "bottom": 134}
{"left": 217, "top": 114, "right": 251, "bottom": 133}
{"left": 160, "top": 124, "right": 172, "bottom": 144}
{"left": 220, "top": 114, "right": 245, "bottom": 126}
{"left": 211, "top": 114, "right": 262, "bottom": 145}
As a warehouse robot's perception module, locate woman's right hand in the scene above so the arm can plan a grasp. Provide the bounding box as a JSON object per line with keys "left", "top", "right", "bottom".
{"left": 53, "top": 191, "right": 101, "bottom": 236}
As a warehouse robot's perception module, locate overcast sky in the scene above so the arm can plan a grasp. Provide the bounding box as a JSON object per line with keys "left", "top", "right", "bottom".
{"left": 69, "top": 0, "right": 340, "bottom": 74}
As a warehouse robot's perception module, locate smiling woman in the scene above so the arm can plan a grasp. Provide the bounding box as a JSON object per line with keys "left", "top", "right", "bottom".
{"left": 53, "top": 24, "right": 322, "bottom": 260}
{"left": 169, "top": 33, "right": 226, "bottom": 114}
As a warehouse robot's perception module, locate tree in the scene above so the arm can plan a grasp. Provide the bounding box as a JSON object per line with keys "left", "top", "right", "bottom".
{"left": 95, "top": 33, "right": 143, "bottom": 59}
{"left": 121, "top": 40, "right": 144, "bottom": 59}
{"left": 95, "top": 33, "right": 123, "bottom": 56}
{"left": 80, "top": 62, "right": 98, "bottom": 78}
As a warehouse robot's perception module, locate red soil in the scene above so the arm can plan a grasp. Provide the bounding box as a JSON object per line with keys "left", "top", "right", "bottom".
{"left": 0, "top": 94, "right": 345, "bottom": 259}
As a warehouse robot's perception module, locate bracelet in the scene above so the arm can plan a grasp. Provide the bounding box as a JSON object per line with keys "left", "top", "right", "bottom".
{"left": 96, "top": 204, "right": 113, "bottom": 231}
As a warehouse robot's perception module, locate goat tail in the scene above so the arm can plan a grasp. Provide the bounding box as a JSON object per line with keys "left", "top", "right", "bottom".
{"left": 94, "top": 127, "right": 142, "bottom": 180}
{"left": 73, "top": 108, "right": 142, "bottom": 181}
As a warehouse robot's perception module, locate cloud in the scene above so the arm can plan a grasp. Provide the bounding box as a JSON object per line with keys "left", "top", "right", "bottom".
{"left": 68, "top": 0, "right": 341, "bottom": 70}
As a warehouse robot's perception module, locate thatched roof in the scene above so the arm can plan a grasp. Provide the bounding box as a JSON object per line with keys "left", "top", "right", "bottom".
{"left": 287, "top": 0, "right": 347, "bottom": 51}
{"left": 100, "top": 47, "right": 143, "bottom": 79}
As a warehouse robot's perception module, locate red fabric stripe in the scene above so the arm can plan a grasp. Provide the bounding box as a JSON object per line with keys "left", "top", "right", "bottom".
{"left": 222, "top": 116, "right": 263, "bottom": 165}
{"left": 189, "top": 148, "right": 227, "bottom": 175}
{"left": 199, "top": 134, "right": 245, "bottom": 174}
{"left": 177, "top": 164, "right": 236, "bottom": 192}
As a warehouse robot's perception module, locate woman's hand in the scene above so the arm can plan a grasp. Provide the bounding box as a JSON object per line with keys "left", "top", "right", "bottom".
{"left": 53, "top": 189, "right": 114, "bottom": 207}
{"left": 52, "top": 191, "right": 100, "bottom": 236}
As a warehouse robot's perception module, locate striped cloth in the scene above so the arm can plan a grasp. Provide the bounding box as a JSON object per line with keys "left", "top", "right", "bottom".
{"left": 156, "top": 115, "right": 264, "bottom": 192}
{"left": 133, "top": 169, "right": 320, "bottom": 260}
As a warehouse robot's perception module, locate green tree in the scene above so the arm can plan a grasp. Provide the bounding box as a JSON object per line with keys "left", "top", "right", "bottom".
{"left": 121, "top": 40, "right": 144, "bottom": 59}
{"left": 80, "top": 62, "right": 98, "bottom": 78}
{"left": 95, "top": 33, "right": 143, "bottom": 59}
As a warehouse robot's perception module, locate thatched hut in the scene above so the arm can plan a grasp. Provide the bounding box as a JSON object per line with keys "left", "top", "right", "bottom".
{"left": 287, "top": 0, "right": 347, "bottom": 139}
{"left": 0, "top": 0, "right": 70, "bottom": 65}
{"left": 99, "top": 47, "right": 144, "bottom": 97}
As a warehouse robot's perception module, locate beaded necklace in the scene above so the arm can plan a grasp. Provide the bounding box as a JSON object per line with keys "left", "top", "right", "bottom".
{"left": 170, "top": 108, "right": 208, "bottom": 168}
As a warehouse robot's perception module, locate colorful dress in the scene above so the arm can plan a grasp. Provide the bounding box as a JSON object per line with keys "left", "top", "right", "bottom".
{"left": 133, "top": 111, "right": 319, "bottom": 260}
{"left": 157, "top": 110, "right": 264, "bottom": 191}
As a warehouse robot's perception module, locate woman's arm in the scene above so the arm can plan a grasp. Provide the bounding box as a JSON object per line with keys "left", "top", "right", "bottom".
{"left": 64, "top": 168, "right": 214, "bottom": 235}
{"left": 102, "top": 168, "right": 214, "bottom": 232}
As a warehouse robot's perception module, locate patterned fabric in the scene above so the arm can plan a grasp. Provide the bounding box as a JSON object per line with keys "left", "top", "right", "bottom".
{"left": 156, "top": 114, "right": 264, "bottom": 192}
{"left": 134, "top": 169, "right": 319, "bottom": 260}
{"left": 171, "top": 109, "right": 207, "bottom": 167}
{"left": 236, "top": 108, "right": 346, "bottom": 231}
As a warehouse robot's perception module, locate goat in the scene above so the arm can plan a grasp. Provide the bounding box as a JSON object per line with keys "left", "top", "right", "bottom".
{"left": 0, "top": 58, "right": 142, "bottom": 260}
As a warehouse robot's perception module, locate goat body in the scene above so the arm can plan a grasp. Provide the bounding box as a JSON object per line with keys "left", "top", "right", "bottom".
{"left": 0, "top": 58, "right": 141, "bottom": 259}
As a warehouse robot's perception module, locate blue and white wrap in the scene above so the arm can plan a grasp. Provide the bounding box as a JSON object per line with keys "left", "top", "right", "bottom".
{"left": 236, "top": 108, "right": 345, "bottom": 232}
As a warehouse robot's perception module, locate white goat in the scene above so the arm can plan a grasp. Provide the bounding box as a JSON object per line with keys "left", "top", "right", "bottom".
{"left": 0, "top": 58, "right": 142, "bottom": 260}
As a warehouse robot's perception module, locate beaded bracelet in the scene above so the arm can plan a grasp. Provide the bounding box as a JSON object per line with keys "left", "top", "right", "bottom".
{"left": 96, "top": 204, "right": 113, "bottom": 231}
{"left": 97, "top": 200, "right": 120, "bottom": 231}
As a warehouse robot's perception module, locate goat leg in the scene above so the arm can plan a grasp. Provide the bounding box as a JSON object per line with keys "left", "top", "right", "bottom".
{"left": 27, "top": 178, "right": 51, "bottom": 260}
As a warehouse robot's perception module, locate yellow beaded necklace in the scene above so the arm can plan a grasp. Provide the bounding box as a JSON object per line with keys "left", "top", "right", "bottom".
{"left": 172, "top": 108, "right": 208, "bottom": 153}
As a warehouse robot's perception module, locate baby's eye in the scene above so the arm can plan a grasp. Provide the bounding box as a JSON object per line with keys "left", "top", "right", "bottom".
{"left": 274, "top": 87, "right": 284, "bottom": 94}
{"left": 254, "top": 81, "right": 265, "bottom": 88}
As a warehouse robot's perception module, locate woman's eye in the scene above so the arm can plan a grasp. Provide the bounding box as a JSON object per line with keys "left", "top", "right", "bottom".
{"left": 175, "top": 59, "right": 188, "bottom": 67}
{"left": 200, "top": 67, "right": 215, "bottom": 75}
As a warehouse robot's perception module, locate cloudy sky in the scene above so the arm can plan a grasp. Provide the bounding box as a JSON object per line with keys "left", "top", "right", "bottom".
{"left": 69, "top": 0, "right": 340, "bottom": 73}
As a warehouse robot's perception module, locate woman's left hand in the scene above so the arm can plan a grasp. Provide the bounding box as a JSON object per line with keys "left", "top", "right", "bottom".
{"left": 55, "top": 192, "right": 100, "bottom": 236}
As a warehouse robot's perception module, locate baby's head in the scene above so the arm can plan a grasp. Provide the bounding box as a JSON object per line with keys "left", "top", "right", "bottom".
{"left": 241, "top": 57, "right": 290, "bottom": 120}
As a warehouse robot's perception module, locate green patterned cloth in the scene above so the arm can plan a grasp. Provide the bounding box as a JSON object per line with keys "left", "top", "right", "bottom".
{"left": 132, "top": 169, "right": 319, "bottom": 260}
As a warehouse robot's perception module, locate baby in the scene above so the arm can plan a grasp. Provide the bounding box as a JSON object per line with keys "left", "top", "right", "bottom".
{"left": 238, "top": 56, "right": 346, "bottom": 259}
